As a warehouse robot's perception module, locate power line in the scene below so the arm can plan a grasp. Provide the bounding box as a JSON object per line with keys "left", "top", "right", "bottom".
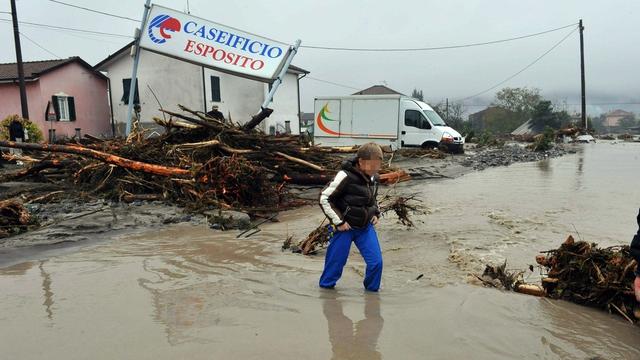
{"left": 457, "top": 28, "right": 578, "bottom": 102}
{"left": 47, "top": 0, "right": 138, "bottom": 22}
{"left": 20, "top": 31, "right": 61, "bottom": 58}
{"left": 300, "top": 23, "right": 578, "bottom": 52}
{"left": 0, "top": 18, "right": 132, "bottom": 38}
{"left": 461, "top": 102, "right": 640, "bottom": 108}
{"left": 305, "top": 76, "right": 362, "bottom": 91}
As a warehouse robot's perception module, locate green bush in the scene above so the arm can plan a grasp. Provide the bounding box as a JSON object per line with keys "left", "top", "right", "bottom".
{"left": 531, "top": 127, "right": 555, "bottom": 152}
{"left": 0, "top": 114, "right": 44, "bottom": 143}
{"left": 476, "top": 130, "right": 504, "bottom": 148}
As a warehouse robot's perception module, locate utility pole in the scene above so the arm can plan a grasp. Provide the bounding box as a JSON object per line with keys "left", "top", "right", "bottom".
{"left": 579, "top": 19, "right": 586, "bottom": 131}
{"left": 10, "top": 0, "right": 29, "bottom": 119}
{"left": 446, "top": 98, "right": 449, "bottom": 121}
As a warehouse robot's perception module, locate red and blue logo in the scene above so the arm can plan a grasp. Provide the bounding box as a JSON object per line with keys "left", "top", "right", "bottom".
{"left": 147, "top": 14, "right": 181, "bottom": 44}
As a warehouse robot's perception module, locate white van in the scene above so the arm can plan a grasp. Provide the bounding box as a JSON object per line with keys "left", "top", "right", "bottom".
{"left": 313, "top": 95, "right": 464, "bottom": 152}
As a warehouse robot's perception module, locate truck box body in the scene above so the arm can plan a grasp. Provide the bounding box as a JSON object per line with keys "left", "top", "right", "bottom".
{"left": 313, "top": 95, "right": 464, "bottom": 152}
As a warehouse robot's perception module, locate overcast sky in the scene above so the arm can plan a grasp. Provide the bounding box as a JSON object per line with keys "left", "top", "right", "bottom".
{"left": 1, "top": 0, "right": 639, "bottom": 115}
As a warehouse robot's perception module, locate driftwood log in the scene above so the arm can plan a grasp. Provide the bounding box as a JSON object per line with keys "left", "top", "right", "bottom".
{"left": 0, "top": 141, "right": 191, "bottom": 178}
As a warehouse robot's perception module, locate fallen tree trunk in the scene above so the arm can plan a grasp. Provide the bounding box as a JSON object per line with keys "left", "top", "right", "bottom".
{"left": 0, "top": 141, "right": 192, "bottom": 178}
{"left": 379, "top": 170, "right": 411, "bottom": 184}
{"left": 242, "top": 107, "right": 273, "bottom": 131}
{"left": 161, "top": 109, "right": 234, "bottom": 133}
{"left": 283, "top": 173, "right": 334, "bottom": 185}
{"left": 12, "top": 159, "right": 76, "bottom": 179}
{"left": 153, "top": 116, "right": 201, "bottom": 130}
{"left": 275, "top": 151, "right": 324, "bottom": 171}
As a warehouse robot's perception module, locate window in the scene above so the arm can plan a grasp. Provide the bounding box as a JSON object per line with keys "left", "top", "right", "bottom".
{"left": 51, "top": 95, "right": 76, "bottom": 121}
{"left": 405, "top": 110, "right": 419, "bottom": 127}
{"left": 210, "top": 76, "right": 221, "bottom": 102}
{"left": 405, "top": 110, "right": 430, "bottom": 129}
{"left": 121, "top": 78, "right": 140, "bottom": 105}
{"left": 423, "top": 110, "right": 446, "bottom": 126}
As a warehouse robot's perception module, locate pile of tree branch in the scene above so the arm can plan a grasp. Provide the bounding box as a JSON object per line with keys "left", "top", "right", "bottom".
{"left": 285, "top": 195, "right": 424, "bottom": 255}
{"left": 396, "top": 148, "right": 448, "bottom": 159}
{"left": 478, "top": 235, "right": 638, "bottom": 323}
{"left": 0, "top": 105, "right": 406, "bottom": 213}
{"left": 536, "top": 235, "right": 637, "bottom": 323}
{"left": 0, "top": 200, "right": 36, "bottom": 239}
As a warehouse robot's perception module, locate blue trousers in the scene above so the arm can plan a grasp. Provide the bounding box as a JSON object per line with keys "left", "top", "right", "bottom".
{"left": 319, "top": 224, "right": 383, "bottom": 292}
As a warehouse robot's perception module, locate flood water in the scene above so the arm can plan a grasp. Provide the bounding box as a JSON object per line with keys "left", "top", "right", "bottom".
{"left": 1, "top": 141, "right": 639, "bottom": 359}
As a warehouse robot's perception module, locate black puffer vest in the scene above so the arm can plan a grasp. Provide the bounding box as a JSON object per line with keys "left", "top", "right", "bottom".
{"left": 331, "top": 158, "right": 380, "bottom": 228}
{"left": 629, "top": 209, "right": 640, "bottom": 275}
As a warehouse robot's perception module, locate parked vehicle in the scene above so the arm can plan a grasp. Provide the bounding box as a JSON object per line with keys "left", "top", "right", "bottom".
{"left": 313, "top": 95, "right": 464, "bottom": 152}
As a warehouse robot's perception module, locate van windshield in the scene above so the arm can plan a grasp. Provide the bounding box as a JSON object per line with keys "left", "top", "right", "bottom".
{"left": 423, "top": 110, "right": 447, "bottom": 126}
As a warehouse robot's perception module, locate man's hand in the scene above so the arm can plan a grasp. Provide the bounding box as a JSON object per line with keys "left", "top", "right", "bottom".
{"left": 337, "top": 222, "right": 351, "bottom": 232}
{"left": 371, "top": 216, "right": 379, "bottom": 226}
{"left": 635, "top": 276, "right": 640, "bottom": 302}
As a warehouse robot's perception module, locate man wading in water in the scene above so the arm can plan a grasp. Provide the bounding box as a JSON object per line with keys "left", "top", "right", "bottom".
{"left": 318, "top": 143, "right": 383, "bottom": 292}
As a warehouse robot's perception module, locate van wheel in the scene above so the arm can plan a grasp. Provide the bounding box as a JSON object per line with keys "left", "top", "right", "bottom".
{"left": 421, "top": 141, "right": 438, "bottom": 149}
{"left": 438, "top": 144, "right": 449, "bottom": 153}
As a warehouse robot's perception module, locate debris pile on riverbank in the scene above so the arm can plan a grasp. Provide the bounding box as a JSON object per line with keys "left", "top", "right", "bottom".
{"left": 461, "top": 144, "right": 572, "bottom": 170}
{"left": 0, "top": 106, "right": 407, "bottom": 214}
{"left": 479, "top": 235, "right": 638, "bottom": 323}
{"left": 395, "top": 148, "right": 448, "bottom": 159}
{"left": 537, "top": 235, "right": 637, "bottom": 322}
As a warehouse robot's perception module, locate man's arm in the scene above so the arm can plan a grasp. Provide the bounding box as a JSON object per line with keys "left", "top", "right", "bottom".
{"left": 319, "top": 171, "right": 348, "bottom": 226}
{"left": 631, "top": 209, "right": 640, "bottom": 275}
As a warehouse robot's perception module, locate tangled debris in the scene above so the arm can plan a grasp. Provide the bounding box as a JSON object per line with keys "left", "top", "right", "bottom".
{"left": 478, "top": 235, "right": 639, "bottom": 323}
{"left": 0, "top": 105, "right": 406, "bottom": 215}
{"left": 537, "top": 235, "right": 637, "bottom": 323}
{"left": 461, "top": 144, "right": 571, "bottom": 170}
{"left": 395, "top": 148, "right": 448, "bottom": 159}
{"left": 285, "top": 195, "right": 425, "bottom": 255}
{"left": 0, "top": 200, "right": 37, "bottom": 239}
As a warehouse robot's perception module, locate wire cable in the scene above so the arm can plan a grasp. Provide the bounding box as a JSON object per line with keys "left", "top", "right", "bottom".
{"left": 47, "top": 0, "right": 138, "bottom": 22}
{"left": 457, "top": 28, "right": 578, "bottom": 101}
{"left": 0, "top": 18, "right": 132, "bottom": 38}
{"left": 304, "top": 76, "right": 362, "bottom": 91}
{"left": 20, "top": 31, "right": 61, "bottom": 58}
{"left": 300, "top": 23, "right": 578, "bottom": 52}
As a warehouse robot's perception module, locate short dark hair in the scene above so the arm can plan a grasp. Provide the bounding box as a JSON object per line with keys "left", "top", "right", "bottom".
{"left": 357, "top": 143, "right": 383, "bottom": 161}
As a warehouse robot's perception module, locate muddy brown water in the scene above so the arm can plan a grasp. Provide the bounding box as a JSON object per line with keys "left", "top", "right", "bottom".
{"left": 1, "top": 141, "right": 639, "bottom": 359}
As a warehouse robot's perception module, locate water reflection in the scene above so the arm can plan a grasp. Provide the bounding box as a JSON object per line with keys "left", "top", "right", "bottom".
{"left": 322, "top": 293, "right": 384, "bottom": 360}
{"left": 536, "top": 159, "right": 551, "bottom": 174}
{"left": 39, "top": 260, "right": 54, "bottom": 320}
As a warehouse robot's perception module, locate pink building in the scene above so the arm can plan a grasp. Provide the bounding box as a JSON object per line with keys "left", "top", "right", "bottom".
{"left": 0, "top": 57, "right": 112, "bottom": 140}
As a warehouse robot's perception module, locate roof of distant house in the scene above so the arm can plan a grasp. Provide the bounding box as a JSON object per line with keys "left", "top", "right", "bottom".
{"left": 469, "top": 106, "right": 515, "bottom": 120}
{"left": 0, "top": 57, "right": 105, "bottom": 82}
{"left": 511, "top": 119, "right": 545, "bottom": 137}
{"left": 352, "top": 85, "right": 404, "bottom": 96}
{"left": 606, "top": 109, "right": 634, "bottom": 117}
{"left": 94, "top": 41, "right": 309, "bottom": 74}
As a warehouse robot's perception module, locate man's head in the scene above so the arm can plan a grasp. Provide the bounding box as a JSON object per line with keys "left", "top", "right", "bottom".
{"left": 356, "top": 143, "right": 383, "bottom": 176}
{"left": 211, "top": 105, "right": 219, "bottom": 111}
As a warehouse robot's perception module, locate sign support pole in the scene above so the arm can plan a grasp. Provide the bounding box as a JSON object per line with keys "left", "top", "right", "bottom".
{"left": 125, "top": 0, "right": 152, "bottom": 136}
{"left": 260, "top": 39, "right": 301, "bottom": 109}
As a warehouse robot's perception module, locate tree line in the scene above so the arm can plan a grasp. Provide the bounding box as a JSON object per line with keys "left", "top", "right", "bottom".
{"left": 410, "top": 87, "right": 638, "bottom": 135}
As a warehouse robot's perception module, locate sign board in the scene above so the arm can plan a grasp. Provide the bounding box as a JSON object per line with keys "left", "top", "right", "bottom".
{"left": 139, "top": 4, "right": 291, "bottom": 82}
{"left": 45, "top": 101, "right": 57, "bottom": 121}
